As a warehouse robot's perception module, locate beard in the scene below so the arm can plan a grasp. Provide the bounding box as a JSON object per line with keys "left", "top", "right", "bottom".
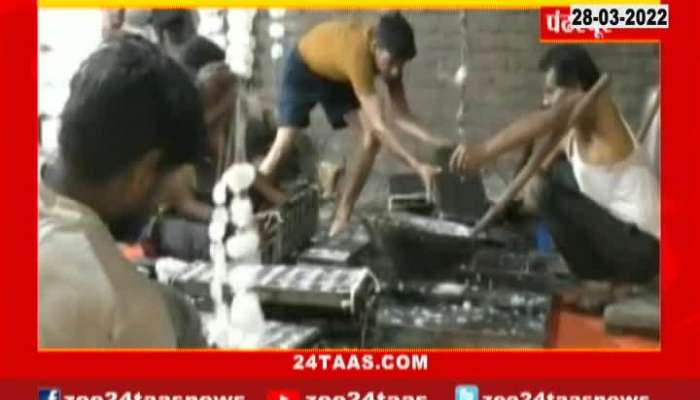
{"left": 107, "top": 171, "right": 170, "bottom": 244}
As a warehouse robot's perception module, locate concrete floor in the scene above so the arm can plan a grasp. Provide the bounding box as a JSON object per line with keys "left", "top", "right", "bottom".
{"left": 552, "top": 305, "right": 659, "bottom": 349}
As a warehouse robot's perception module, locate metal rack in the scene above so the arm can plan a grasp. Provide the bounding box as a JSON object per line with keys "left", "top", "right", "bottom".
{"left": 259, "top": 184, "right": 320, "bottom": 264}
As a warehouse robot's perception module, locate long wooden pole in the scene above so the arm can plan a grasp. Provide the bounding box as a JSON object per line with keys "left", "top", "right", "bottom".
{"left": 636, "top": 87, "right": 660, "bottom": 145}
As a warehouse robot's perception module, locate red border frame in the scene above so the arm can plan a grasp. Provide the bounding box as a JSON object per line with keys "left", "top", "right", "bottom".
{"left": 1, "top": 0, "right": 698, "bottom": 386}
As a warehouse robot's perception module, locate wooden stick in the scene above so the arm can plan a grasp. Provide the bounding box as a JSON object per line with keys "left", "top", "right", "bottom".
{"left": 636, "top": 87, "right": 660, "bottom": 145}
{"left": 222, "top": 88, "right": 241, "bottom": 172}
{"left": 470, "top": 73, "right": 610, "bottom": 236}
{"left": 539, "top": 134, "right": 569, "bottom": 172}
{"left": 233, "top": 89, "right": 248, "bottom": 164}
{"left": 215, "top": 84, "right": 236, "bottom": 180}
{"left": 215, "top": 114, "right": 227, "bottom": 180}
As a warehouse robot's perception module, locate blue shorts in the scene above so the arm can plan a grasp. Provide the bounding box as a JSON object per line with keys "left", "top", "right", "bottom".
{"left": 278, "top": 46, "right": 360, "bottom": 130}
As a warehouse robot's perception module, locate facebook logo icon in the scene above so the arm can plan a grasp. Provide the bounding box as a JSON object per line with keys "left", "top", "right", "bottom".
{"left": 455, "top": 385, "right": 479, "bottom": 400}
{"left": 38, "top": 388, "right": 61, "bottom": 400}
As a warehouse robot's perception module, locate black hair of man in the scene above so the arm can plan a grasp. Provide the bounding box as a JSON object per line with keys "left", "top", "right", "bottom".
{"left": 376, "top": 11, "right": 417, "bottom": 61}
{"left": 538, "top": 44, "right": 601, "bottom": 91}
{"left": 58, "top": 34, "right": 206, "bottom": 183}
{"left": 152, "top": 9, "right": 194, "bottom": 46}
{"left": 181, "top": 35, "right": 225, "bottom": 75}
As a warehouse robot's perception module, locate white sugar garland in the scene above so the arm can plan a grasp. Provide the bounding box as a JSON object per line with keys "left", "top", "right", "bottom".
{"left": 207, "top": 163, "right": 266, "bottom": 348}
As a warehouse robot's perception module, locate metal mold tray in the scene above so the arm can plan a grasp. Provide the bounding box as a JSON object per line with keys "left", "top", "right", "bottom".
{"left": 297, "top": 223, "right": 372, "bottom": 266}
{"left": 200, "top": 315, "right": 323, "bottom": 349}
{"left": 172, "top": 263, "right": 379, "bottom": 317}
{"left": 388, "top": 280, "right": 554, "bottom": 314}
{"left": 433, "top": 172, "right": 489, "bottom": 224}
{"left": 388, "top": 172, "right": 488, "bottom": 223}
{"left": 260, "top": 184, "right": 319, "bottom": 264}
{"left": 460, "top": 248, "right": 575, "bottom": 293}
{"left": 369, "top": 297, "right": 551, "bottom": 348}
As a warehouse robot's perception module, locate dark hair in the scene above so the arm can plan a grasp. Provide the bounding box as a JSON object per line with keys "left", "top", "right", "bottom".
{"left": 152, "top": 9, "right": 195, "bottom": 46}
{"left": 538, "top": 45, "right": 600, "bottom": 91}
{"left": 376, "top": 11, "right": 417, "bottom": 60}
{"left": 181, "top": 35, "right": 225, "bottom": 75}
{"left": 58, "top": 34, "right": 206, "bottom": 182}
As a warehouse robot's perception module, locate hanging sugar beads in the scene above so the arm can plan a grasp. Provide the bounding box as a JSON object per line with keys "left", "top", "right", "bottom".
{"left": 207, "top": 163, "right": 266, "bottom": 348}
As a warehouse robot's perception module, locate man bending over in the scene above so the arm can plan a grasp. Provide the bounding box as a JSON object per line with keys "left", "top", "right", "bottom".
{"left": 40, "top": 35, "right": 207, "bottom": 347}
{"left": 259, "top": 12, "right": 449, "bottom": 236}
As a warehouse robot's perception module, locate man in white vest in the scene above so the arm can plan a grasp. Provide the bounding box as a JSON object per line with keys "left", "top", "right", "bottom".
{"left": 450, "top": 45, "right": 659, "bottom": 311}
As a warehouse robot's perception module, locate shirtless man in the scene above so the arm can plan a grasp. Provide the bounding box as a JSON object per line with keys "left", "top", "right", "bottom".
{"left": 151, "top": 9, "right": 198, "bottom": 60}
{"left": 450, "top": 45, "right": 659, "bottom": 309}
{"left": 155, "top": 36, "right": 287, "bottom": 260}
{"left": 259, "top": 12, "right": 448, "bottom": 236}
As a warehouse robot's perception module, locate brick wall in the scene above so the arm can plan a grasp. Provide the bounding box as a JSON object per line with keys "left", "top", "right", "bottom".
{"left": 253, "top": 10, "right": 659, "bottom": 206}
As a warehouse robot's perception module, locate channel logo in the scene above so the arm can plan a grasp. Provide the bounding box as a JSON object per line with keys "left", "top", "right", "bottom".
{"left": 455, "top": 385, "right": 479, "bottom": 400}
{"left": 38, "top": 388, "right": 61, "bottom": 400}
{"left": 266, "top": 389, "right": 301, "bottom": 400}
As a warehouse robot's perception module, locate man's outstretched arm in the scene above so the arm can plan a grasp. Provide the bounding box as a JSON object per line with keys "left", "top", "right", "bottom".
{"left": 259, "top": 127, "right": 296, "bottom": 177}
{"left": 386, "top": 79, "right": 451, "bottom": 147}
{"left": 356, "top": 93, "right": 441, "bottom": 193}
{"left": 450, "top": 98, "right": 576, "bottom": 173}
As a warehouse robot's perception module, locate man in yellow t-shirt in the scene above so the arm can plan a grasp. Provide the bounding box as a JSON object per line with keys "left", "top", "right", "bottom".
{"left": 260, "top": 12, "right": 449, "bottom": 236}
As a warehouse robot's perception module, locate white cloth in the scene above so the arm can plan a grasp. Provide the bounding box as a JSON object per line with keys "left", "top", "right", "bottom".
{"left": 39, "top": 174, "right": 177, "bottom": 348}
{"left": 568, "top": 135, "right": 660, "bottom": 239}
{"left": 642, "top": 109, "right": 660, "bottom": 177}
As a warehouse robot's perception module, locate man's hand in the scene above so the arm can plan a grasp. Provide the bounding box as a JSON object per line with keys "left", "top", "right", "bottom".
{"left": 157, "top": 166, "right": 214, "bottom": 222}
{"left": 158, "top": 166, "right": 197, "bottom": 209}
{"left": 253, "top": 171, "right": 288, "bottom": 207}
{"left": 415, "top": 162, "right": 442, "bottom": 200}
{"left": 449, "top": 142, "right": 488, "bottom": 175}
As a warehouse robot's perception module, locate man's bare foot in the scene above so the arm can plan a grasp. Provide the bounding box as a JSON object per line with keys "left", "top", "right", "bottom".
{"left": 612, "top": 283, "right": 645, "bottom": 301}
{"left": 559, "top": 285, "right": 584, "bottom": 305}
{"left": 560, "top": 281, "right": 615, "bottom": 313}
{"left": 329, "top": 212, "right": 350, "bottom": 237}
{"left": 575, "top": 280, "right": 614, "bottom": 314}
